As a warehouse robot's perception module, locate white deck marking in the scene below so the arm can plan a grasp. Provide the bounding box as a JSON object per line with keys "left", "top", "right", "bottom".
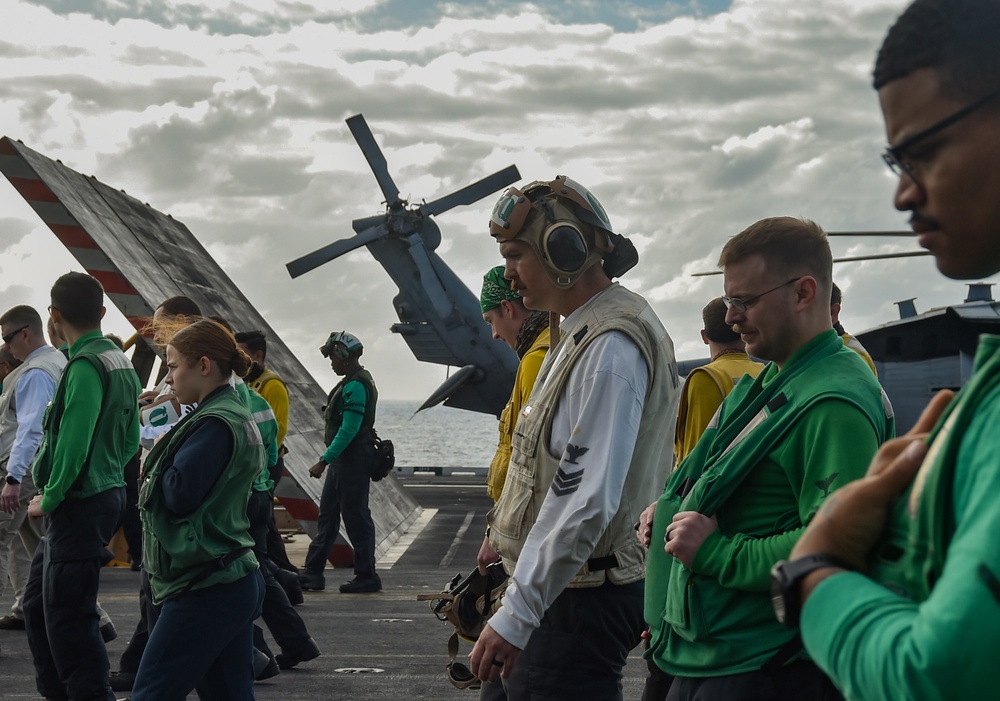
{"left": 377, "top": 507, "right": 438, "bottom": 569}
{"left": 439, "top": 510, "right": 475, "bottom": 568}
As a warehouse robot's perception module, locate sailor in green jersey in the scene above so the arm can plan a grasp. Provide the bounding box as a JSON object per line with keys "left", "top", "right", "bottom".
{"left": 131, "top": 318, "right": 264, "bottom": 701}
{"left": 21, "top": 273, "right": 141, "bottom": 701}
{"left": 234, "top": 329, "right": 300, "bottom": 576}
{"left": 242, "top": 373, "right": 321, "bottom": 671}
{"left": 641, "top": 218, "right": 894, "bottom": 701}
{"left": 300, "top": 330, "right": 381, "bottom": 594}
{"left": 788, "top": 3, "right": 1000, "bottom": 700}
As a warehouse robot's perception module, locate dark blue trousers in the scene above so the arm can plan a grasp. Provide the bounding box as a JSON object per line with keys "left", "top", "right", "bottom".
{"left": 23, "top": 487, "right": 124, "bottom": 701}
{"left": 117, "top": 571, "right": 158, "bottom": 674}
{"left": 247, "top": 489, "right": 312, "bottom": 655}
{"left": 303, "top": 441, "right": 376, "bottom": 579}
{"left": 130, "top": 570, "right": 264, "bottom": 701}
{"left": 501, "top": 579, "right": 645, "bottom": 701}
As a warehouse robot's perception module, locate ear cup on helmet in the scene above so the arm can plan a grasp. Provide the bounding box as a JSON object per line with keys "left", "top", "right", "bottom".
{"left": 544, "top": 225, "right": 589, "bottom": 273}
{"left": 331, "top": 344, "right": 350, "bottom": 360}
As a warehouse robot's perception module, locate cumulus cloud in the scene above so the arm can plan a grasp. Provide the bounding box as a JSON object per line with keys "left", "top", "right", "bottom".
{"left": 2, "top": 0, "right": 986, "bottom": 402}
{"left": 0, "top": 217, "right": 32, "bottom": 253}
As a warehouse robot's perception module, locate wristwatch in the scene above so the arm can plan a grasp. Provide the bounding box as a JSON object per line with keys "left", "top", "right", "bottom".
{"left": 4, "top": 475, "right": 19, "bottom": 486}
{"left": 770, "top": 553, "right": 850, "bottom": 628}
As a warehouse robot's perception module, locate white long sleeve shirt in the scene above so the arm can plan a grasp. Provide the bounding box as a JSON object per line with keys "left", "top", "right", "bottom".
{"left": 7, "top": 363, "right": 58, "bottom": 480}
{"left": 488, "top": 322, "right": 649, "bottom": 649}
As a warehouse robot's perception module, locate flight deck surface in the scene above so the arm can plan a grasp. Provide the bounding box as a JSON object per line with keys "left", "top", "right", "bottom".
{"left": 0, "top": 475, "right": 648, "bottom": 700}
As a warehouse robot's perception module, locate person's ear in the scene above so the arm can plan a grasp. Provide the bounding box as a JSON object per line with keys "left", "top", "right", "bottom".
{"left": 796, "top": 276, "right": 818, "bottom": 309}
{"left": 500, "top": 299, "right": 516, "bottom": 319}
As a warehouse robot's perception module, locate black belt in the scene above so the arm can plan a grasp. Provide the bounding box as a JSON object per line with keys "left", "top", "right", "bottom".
{"left": 587, "top": 554, "right": 620, "bottom": 571}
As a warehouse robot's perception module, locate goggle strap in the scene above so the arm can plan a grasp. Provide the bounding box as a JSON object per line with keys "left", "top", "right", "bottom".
{"left": 489, "top": 187, "right": 531, "bottom": 240}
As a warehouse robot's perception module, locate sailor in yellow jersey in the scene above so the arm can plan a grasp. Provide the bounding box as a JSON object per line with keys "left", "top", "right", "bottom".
{"left": 831, "top": 282, "right": 877, "bottom": 376}
{"left": 674, "top": 298, "right": 764, "bottom": 464}
{"left": 477, "top": 266, "right": 551, "bottom": 561}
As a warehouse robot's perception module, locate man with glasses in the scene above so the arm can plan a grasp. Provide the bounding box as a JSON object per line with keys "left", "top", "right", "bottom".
{"left": 779, "top": 2, "right": 1000, "bottom": 699}
{"left": 0, "top": 307, "right": 65, "bottom": 632}
{"left": 640, "top": 217, "right": 894, "bottom": 700}
{"left": 469, "top": 176, "right": 680, "bottom": 700}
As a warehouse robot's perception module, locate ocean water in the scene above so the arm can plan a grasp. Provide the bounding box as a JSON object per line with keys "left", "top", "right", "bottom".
{"left": 375, "top": 400, "right": 498, "bottom": 468}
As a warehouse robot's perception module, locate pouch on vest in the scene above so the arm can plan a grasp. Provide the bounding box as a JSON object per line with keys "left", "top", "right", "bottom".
{"left": 416, "top": 562, "right": 509, "bottom": 689}
{"left": 365, "top": 428, "right": 395, "bottom": 482}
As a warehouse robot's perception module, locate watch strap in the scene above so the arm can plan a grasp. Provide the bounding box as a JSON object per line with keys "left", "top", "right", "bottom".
{"left": 772, "top": 553, "right": 851, "bottom": 628}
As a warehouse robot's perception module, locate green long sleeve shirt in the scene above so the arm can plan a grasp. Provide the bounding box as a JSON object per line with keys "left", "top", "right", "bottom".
{"left": 646, "top": 330, "right": 895, "bottom": 677}
{"left": 691, "top": 400, "right": 881, "bottom": 591}
{"left": 35, "top": 331, "right": 140, "bottom": 513}
{"left": 802, "top": 336, "right": 1000, "bottom": 701}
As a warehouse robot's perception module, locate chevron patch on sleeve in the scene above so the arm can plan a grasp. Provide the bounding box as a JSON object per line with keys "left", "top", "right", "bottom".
{"left": 550, "top": 467, "right": 585, "bottom": 497}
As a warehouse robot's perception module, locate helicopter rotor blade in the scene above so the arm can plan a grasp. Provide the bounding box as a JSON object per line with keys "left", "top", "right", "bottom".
{"left": 419, "top": 165, "right": 520, "bottom": 218}
{"left": 690, "top": 250, "right": 933, "bottom": 276}
{"left": 826, "top": 231, "right": 914, "bottom": 237}
{"left": 832, "top": 250, "right": 932, "bottom": 263}
{"left": 352, "top": 214, "right": 386, "bottom": 234}
{"left": 346, "top": 114, "right": 402, "bottom": 208}
{"left": 408, "top": 240, "right": 455, "bottom": 318}
{"left": 414, "top": 364, "right": 483, "bottom": 414}
{"left": 286, "top": 224, "right": 387, "bottom": 279}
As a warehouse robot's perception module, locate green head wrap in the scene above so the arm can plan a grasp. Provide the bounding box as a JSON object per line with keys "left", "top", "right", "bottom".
{"left": 480, "top": 266, "right": 521, "bottom": 314}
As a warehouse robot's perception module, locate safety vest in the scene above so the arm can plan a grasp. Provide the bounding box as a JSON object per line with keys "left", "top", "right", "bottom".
{"left": 674, "top": 352, "right": 763, "bottom": 463}
{"left": 32, "top": 333, "right": 140, "bottom": 499}
{"left": 324, "top": 368, "right": 377, "bottom": 446}
{"left": 490, "top": 283, "right": 680, "bottom": 586}
{"left": 0, "top": 345, "right": 65, "bottom": 462}
{"left": 872, "top": 333, "right": 1000, "bottom": 601}
{"left": 139, "top": 385, "right": 262, "bottom": 604}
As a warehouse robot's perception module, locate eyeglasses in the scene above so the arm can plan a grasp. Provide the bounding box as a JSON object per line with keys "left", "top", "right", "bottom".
{"left": 882, "top": 86, "right": 1000, "bottom": 181}
{"left": 1, "top": 325, "right": 29, "bottom": 344}
{"left": 722, "top": 277, "right": 801, "bottom": 314}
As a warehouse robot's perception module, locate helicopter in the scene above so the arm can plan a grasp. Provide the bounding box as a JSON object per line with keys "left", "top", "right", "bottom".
{"left": 286, "top": 114, "right": 522, "bottom": 418}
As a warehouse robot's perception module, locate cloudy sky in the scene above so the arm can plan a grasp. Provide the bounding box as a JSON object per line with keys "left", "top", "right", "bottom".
{"left": 2, "top": 0, "right": 992, "bottom": 403}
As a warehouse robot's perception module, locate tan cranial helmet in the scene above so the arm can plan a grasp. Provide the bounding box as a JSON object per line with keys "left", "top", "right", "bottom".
{"left": 489, "top": 175, "right": 637, "bottom": 288}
